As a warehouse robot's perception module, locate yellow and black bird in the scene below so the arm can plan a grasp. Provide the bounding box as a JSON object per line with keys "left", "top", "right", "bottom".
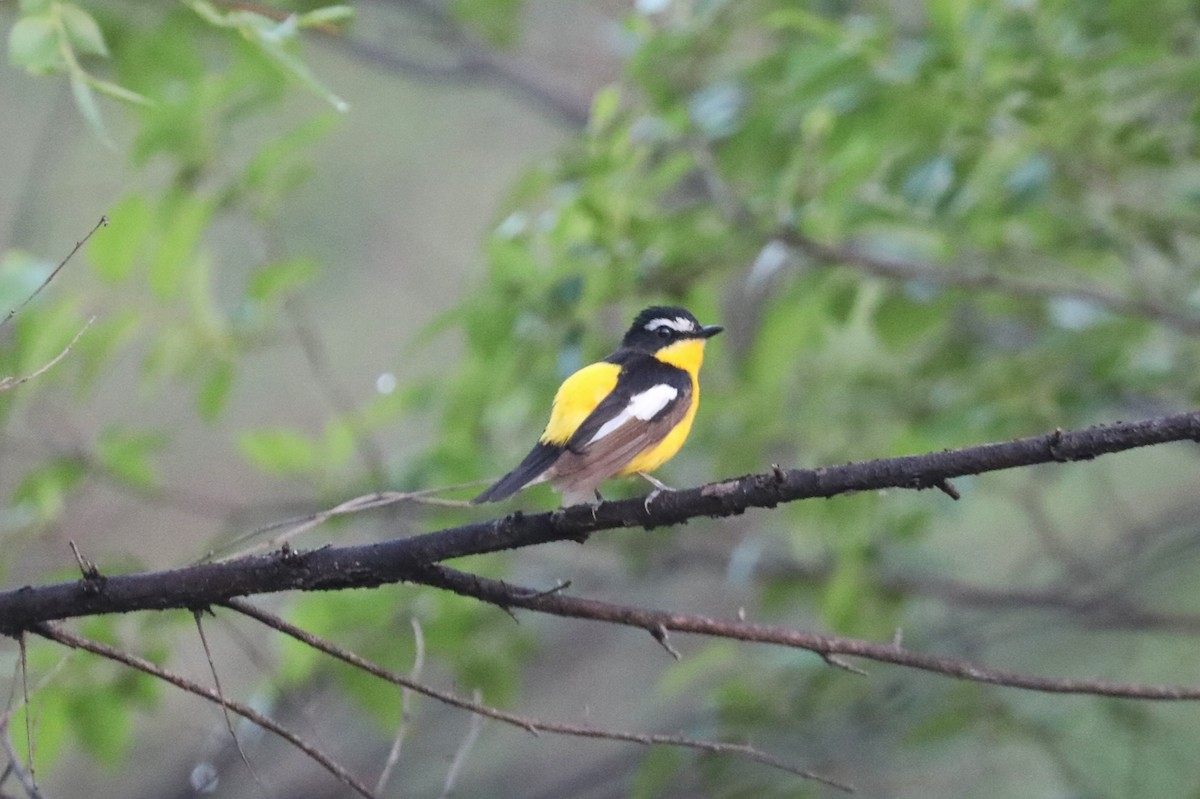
{"left": 474, "top": 306, "right": 722, "bottom": 506}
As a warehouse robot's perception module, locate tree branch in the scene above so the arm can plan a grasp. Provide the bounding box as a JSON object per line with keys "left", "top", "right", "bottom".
{"left": 0, "top": 216, "right": 106, "bottom": 330}
{"left": 0, "top": 317, "right": 94, "bottom": 392}
{"left": 0, "top": 715, "right": 43, "bottom": 799}
{"left": 777, "top": 229, "right": 1200, "bottom": 335}
{"left": 412, "top": 564, "right": 1200, "bottom": 700}
{"left": 1, "top": 411, "right": 1199, "bottom": 632}
{"left": 320, "top": 0, "right": 590, "bottom": 127}
{"left": 30, "top": 622, "right": 376, "bottom": 799}
{"left": 223, "top": 599, "right": 849, "bottom": 790}
{"left": 658, "top": 550, "right": 1200, "bottom": 636}
{"left": 374, "top": 618, "right": 424, "bottom": 795}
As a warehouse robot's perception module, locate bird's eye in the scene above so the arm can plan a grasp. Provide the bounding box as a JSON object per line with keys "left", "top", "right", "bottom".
{"left": 656, "top": 327, "right": 672, "bottom": 339}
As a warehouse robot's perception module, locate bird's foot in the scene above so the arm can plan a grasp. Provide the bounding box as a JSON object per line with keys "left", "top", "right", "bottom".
{"left": 589, "top": 490, "right": 607, "bottom": 520}
{"left": 638, "top": 472, "right": 674, "bottom": 513}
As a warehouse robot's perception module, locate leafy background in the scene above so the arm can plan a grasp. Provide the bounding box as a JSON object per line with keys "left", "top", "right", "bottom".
{"left": 3, "top": 0, "right": 1200, "bottom": 796}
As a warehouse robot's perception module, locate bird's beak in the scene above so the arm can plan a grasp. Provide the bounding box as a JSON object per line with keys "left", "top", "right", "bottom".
{"left": 700, "top": 324, "right": 724, "bottom": 339}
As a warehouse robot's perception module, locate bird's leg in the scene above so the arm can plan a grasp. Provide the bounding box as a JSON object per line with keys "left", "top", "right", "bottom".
{"left": 588, "top": 489, "right": 607, "bottom": 521}
{"left": 638, "top": 472, "right": 672, "bottom": 492}
{"left": 638, "top": 471, "right": 674, "bottom": 513}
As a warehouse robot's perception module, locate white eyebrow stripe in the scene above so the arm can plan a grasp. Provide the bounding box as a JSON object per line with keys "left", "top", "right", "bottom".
{"left": 644, "top": 317, "right": 695, "bottom": 333}
{"left": 587, "top": 384, "right": 679, "bottom": 444}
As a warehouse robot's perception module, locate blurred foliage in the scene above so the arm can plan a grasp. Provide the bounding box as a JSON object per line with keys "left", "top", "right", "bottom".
{"left": 2, "top": 0, "right": 1200, "bottom": 796}
{"left": 420, "top": 0, "right": 1200, "bottom": 795}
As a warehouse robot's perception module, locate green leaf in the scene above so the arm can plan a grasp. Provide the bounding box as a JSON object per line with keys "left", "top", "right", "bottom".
{"left": 88, "top": 76, "right": 152, "bottom": 106}
{"left": 12, "top": 457, "right": 87, "bottom": 523}
{"left": 149, "top": 194, "right": 213, "bottom": 299}
{"left": 97, "top": 426, "right": 165, "bottom": 489}
{"left": 238, "top": 427, "right": 319, "bottom": 475}
{"left": 15, "top": 298, "right": 88, "bottom": 378}
{"left": 59, "top": 3, "right": 108, "bottom": 57}
{"left": 450, "top": 0, "right": 521, "bottom": 47}
{"left": 248, "top": 257, "right": 319, "bottom": 302}
{"left": 250, "top": 32, "right": 348, "bottom": 112}
{"left": 8, "top": 15, "right": 64, "bottom": 73}
{"left": 323, "top": 419, "right": 356, "bottom": 470}
{"left": 89, "top": 194, "right": 152, "bottom": 282}
{"left": 295, "top": 5, "right": 355, "bottom": 27}
{"left": 113, "top": 665, "right": 161, "bottom": 710}
{"left": 11, "top": 687, "right": 69, "bottom": 770}
{"left": 631, "top": 747, "right": 686, "bottom": 799}
{"left": 197, "top": 360, "right": 234, "bottom": 421}
{"left": 79, "top": 615, "right": 121, "bottom": 646}
{"left": 927, "top": 0, "right": 969, "bottom": 42}
{"left": 140, "top": 326, "right": 194, "bottom": 384}
{"left": 240, "top": 115, "right": 334, "bottom": 213}
{"left": 279, "top": 590, "right": 415, "bottom": 687}
{"left": 69, "top": 689, "right": 130, "bottom": 765}
{"left": 68, "top": 68, "right": 115, "bottom": 149}
{"left": 821, "top": 551, "right": 867, "bottom": 631}
{"left": 589, "top": 84, "right": 621, "bottom": 132}
{"left": 74, "top": 309, "right": 141, "bottom": 388}
{"left": 185, "top": 0, "right": 348, "bottom": 111}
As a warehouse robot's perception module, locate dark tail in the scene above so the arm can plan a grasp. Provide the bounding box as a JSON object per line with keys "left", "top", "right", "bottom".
{"left": 472, "top": 442, "right": 563, "bottom": 503}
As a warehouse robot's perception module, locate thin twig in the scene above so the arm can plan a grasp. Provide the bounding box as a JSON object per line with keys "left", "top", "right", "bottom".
{"left": 1, "top": 216, "right": 106, "bottom": 329}
{"left": 223, "top": 599, "right": 848, "bottom": 790}
{"left": 437, "top": 689, "right": 484, "bottom": 799}
{"left": 0, "top": 317, "right": 95, "bottom": 392}
{"left": 413, "top": 564, "right": 1200, "bottom": 701}
{"left": 0, "top": 715, "right": 42, "bottom": 799}
{"left": 67, "top": 540, "right": 98, "bottom": 580}
{"left": 662, "top": 546, "right": 1200, "bottom": 636}
{"left": 205, "top": 483, "right": 484, "bottom": 562}
{"left": 933, "top": 479, "right": 961, "bottom": 501}
{"left": 650, "top": 624, "right": 681, "bottom": 661}
{"left": 193, "top": 611, "right": 268, "bottom": 797}
{"left": 374, "top": 618, "right": 425, "bottom": 795}
{"left": 822, "top": 653, "right": 868, "bottom": 677}
{"left": 0, "top": 650, "right": 72, "bottom": 798}
{"left": 17, "top": 638, "right": 31, "bottom": 793}
{"left": 31, "top": 622, "right": 376, "bottom": 799}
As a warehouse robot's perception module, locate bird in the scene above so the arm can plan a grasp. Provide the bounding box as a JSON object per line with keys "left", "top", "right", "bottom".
{"left": 473, "top": 305, "right": 723, "bottom": 506}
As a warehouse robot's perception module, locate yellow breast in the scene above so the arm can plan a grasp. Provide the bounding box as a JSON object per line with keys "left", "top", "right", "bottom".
{"left": 618, "top": 338, "right": 707, "bottom": 475}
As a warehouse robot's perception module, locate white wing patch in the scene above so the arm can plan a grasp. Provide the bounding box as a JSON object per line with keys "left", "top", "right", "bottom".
{"left": 644, "top": 317, "right": 696, "bottom": 333}
{"left": 587, "top": 384, "right": 679, "bottom": 445}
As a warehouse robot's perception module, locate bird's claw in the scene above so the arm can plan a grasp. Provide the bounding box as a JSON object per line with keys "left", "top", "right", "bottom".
{"left": 637, "top": 471, "right": 674, "bottom": 512}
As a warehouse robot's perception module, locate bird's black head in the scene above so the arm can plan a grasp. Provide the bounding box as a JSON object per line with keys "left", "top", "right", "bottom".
{"left": 619, "top": 306, "right": 724, "bottom": 353}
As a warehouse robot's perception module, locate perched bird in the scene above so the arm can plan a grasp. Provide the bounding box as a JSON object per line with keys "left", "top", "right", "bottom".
{"left": 474, "top": 306, "right": 723, "bottom": 506}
